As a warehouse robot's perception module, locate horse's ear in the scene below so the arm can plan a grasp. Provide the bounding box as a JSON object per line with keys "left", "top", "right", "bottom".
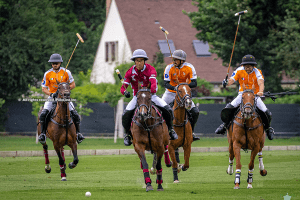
{"left": 147, "top": 82, "right": 151, "bottom": 89}
{"left": 252, "top": 83, "right": 255, "bottom": 91}
{"left": 55, "top": 78, "right": 60, "bottom": 85}
{"left": 138, "top": 82, "right": 141, "bottom": 90}
{"left": 186, "top": 78, "right": 189, "bottom": 83}
{"left": 242, "top": 83, "right": 246, "bottom": 91}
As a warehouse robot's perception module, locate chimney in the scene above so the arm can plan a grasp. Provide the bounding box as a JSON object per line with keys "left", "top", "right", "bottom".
{"left": 106, "top": 0, "right": 112, "bottom": 18}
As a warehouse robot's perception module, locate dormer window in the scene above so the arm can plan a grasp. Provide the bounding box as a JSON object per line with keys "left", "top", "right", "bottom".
{"left": 158, "top": 40, "right": 175, "bottom": 57}
{"left": 193, "top": 40, "right": 211, "bottom": 57}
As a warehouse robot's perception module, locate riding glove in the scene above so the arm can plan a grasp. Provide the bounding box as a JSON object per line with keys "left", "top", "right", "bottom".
{"left": 50, "top": 92, "right": 58, "bottom": 99}
{"left": 124, "top": 91, "right": 131, "bottom": 98}
{"left": 222, "top": 79, "right": 228, "bottom": 88}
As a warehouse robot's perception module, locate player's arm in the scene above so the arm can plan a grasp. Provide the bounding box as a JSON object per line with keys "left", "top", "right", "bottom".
{"left": 70, "top": 81, "right": 75, "bottom": 90}
{"left": 188, "top": 79, "right": 197, "bottom": 88}
{"left": 257, "top": 79, "right": 264, "bottom": 96}
{"left": 42, "top": 87, "right": 51, "bottom": 96}
{"left": 164, "top": 81, "right": 175, "bottom": 91}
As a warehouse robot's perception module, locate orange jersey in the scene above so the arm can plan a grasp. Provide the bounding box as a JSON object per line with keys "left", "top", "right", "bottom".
{"left": 164, "top": 62, "right": 197, "bottom": 93}
{"left": 230, "top": 66, "right": 264, "bottom": 94}
{"left": 41, "top": 67, "right": 74, "bottom": 93}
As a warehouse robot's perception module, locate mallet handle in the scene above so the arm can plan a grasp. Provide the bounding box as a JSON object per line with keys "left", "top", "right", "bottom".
{"left": 115, "top": 69, "right": 124, "bottom": 84}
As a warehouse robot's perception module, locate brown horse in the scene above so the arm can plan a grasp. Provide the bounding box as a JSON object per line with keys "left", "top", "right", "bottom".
{"left": 168, "top": 83, "right": 193, "bottom": 183}
{"left": 131, "top": 86, "right": 170, "bottom": 192}
{"left": 37, "top": 82, "right": 78, "bottom": 181}
{"left": 227, "top": 85, "right": 267, "bottom": 189}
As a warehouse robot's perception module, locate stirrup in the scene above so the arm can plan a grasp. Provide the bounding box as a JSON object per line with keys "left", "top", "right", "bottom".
{"left": 76, "top": 133, "right": 85, "bottom": 144}
{"left": 38, "top": 133, "right": 46, "bottom": 144}
{"left": 169, "top": 129, "right": 178, "bottom": 140}
{"left": 215, "top": 124, "right": 226, "bottom": 135}
{"left": 192, "top": 133, "right": 200, "bottom": 141}
{"left": 266, "top": 127, "right": 274, "bottom": 140}
{"left": 124, "top": 135, "right": 132, "bottom": 146}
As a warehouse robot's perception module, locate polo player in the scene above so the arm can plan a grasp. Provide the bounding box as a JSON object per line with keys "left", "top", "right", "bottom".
{"left": 162, "top": 50, "right": 200, "bottom": 141}
{"left": 38, "top": 53, "right": 85, "bottom": 144}
{"left": 215, "top": 54, "right": 275, "bottom": 140}
{"left": 120, "top": 49, "right": 178, "bottom": 146}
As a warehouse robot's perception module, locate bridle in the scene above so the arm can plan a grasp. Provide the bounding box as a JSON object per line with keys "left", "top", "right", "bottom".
{"left": 239, "top": 89, "right": 256, "bottom": 119}
{"left": 174, "top": 83, "right": 192, "bottom": 108}
{"left": 57, "top": 82, "right": 71, "bottom": 101}
{"left": 135, "top": 88, "right": 152, "bottom": 121}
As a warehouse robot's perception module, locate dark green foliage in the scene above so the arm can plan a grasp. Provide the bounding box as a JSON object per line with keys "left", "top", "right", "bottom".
{"left": 187, "top": 0, "right": 300, "bottom": 92}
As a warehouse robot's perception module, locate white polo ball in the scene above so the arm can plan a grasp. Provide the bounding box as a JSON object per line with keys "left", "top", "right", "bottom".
{"left": 85, "top": 191, "right": 91, "bottom": 197}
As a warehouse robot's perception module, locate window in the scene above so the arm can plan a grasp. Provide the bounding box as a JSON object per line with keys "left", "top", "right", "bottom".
{"left": 105, "top": 41, "right": 118, "bottom": 62}
{"left": 158, "top": 40, "right": 175, "bottom": 57}
{"left": 193, "top": 40, "right": 211, "bottom": 57}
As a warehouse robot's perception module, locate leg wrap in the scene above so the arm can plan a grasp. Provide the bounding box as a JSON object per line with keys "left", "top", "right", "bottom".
{"left": 234, "top": 169, "right": 241, "bottom": 184}
{"left": 164, "top": 146, "right": 171, "bottom": 165}
{"left": 143, "top": 169, "right": 151, "bottom": 184}
{"left": 156, "top": 169, "right": 163, "bottom": 184}
{"left": 60, "top": 164, "right": 66, "bottom": 177}
{"left": 258, "top": 152, "right": 264, "bottom": 170}
{"left": 172, "top": 168, "right": 178, "bottom": 181}
{"left": 175, "top": 148, "right": 180, "bottom": 163}
{"left": 43, "top": 145, "right": 49, "bottom": 164}
{"left": 247, "top": 169, "right": 254, "bottom": 183}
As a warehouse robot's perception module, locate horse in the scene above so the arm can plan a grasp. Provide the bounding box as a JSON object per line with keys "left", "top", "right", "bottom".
{"left": 37, "top": 82, "right": 79, "bottom": 181}
{"left": 167, "top": 83, "right": 193, "bottom": 183}
{"left": 131, "top": 86, "right": 171, "bottom": 192}
{"left": 226, "top": 85, "right": 268, "bottom": 189}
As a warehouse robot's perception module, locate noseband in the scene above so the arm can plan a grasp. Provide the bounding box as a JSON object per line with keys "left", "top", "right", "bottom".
{"left": 175, "top": 83, "right": 192, "bottom": 107}
{"left": 57, "top": 82, "right": 71, "bottom": 101}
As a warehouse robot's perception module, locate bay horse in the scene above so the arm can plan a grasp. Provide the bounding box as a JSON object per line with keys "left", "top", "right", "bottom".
{"left": 131, "top": 86, "right": 170, "bottom": 192}
{"left": 227, "top": 85, "right": 267, "bottom": 189}
{"left": 37, "top": 82, "right": 78, "bottom": 181}
{"left": 168, "top": 83, "right": 193, "bottom": 183}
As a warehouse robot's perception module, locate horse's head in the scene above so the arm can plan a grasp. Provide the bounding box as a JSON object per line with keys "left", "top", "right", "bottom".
{"left": 175, "top": 83, "right": 192, "bottom": 110}
{"left": 57, "top": 81, "right": 71, "bottom": 100}
{"left": 241, "top": 84, "right": 256, "bottom": 119}
{"left": 136, "top": 87, "right": 152, "bottom": 121}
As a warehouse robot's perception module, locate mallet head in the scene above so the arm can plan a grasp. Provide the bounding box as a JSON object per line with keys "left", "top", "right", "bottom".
{"left": 76, "top": 33, "right": 84, "bottom": 43}
{"left": 159, "top": 26, "right": 169, "bottom": 35}
{"left": 235, "top": 10, "right": 248, "bottom": 16}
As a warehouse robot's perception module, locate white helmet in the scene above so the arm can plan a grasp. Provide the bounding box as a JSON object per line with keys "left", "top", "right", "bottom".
{"left": 130, "top": 49, "right": 149, "bottom": 61}
{"left": 171, "top": 50, "right": 186, "bottom": 61}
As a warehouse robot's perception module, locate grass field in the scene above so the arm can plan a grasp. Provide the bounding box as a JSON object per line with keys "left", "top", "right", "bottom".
{"left": 0, "top": 150, "right": 299, "bottom": 200}
{"left": 0, "top": 136, "right": 300, "bottom": 151}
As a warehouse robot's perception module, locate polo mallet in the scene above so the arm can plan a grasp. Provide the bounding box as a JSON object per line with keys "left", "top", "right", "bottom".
{"left": 159, "top": 26, "right": 179, "bottom": 84}
{"left": 60, "top": 33, "right": 84, "bottom": 82}
{"left": 224, "top": 10, "right": 248, "bottom": 88}
{"left": 115, "top": 69, "right": 124, "bottom": 84}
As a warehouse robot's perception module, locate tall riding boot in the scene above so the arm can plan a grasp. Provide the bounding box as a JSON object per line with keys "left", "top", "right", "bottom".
{"left": 264, "top": 110, "right": 275, "bottom": 140}
{"left": 158, "top": 105, "right": 178, "bottom": 140}
{"left": 70, "top": 110, "right": 85, "bottom": 144}
{"left": 215, "top": 103, "right": 236, "bottom": 135}
{"left": 122, "top": 109, "right": 135, "bottom": 146}
{"left": 38, "top": 109, "right": 49, "bottom": 144}
{"left": 188, "top": 107, "right": 200, "bottom": 141}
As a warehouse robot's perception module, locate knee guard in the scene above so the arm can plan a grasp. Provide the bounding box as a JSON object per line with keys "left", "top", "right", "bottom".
{"left": 40, "top": 109, "right": 49, "bottom": 123}
{"left": 188, "top": 107, "right": 199, "bottom": 131}
{"left": 70, "top": 110, "right": 81, "bottom": 124}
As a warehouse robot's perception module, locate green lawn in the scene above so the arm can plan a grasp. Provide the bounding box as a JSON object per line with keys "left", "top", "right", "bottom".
{"left": 0, "top": 136, "right": 299, "bottom": 151}
{"left": 0, "top": 151, "right": 299, "bottom": 200}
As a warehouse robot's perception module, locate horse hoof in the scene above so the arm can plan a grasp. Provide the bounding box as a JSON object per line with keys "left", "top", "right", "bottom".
{"left": 234, "top": 186, "right": 240, "bottom": 189}
{"left": 226, "top": 170, "right": 233, "bottom": 175}
{"left": 150, "top": 167, "right": 156, "bottom": 175}
{"left": 166, "top": 161, "right": 172, "bottom": 168}
{"left": 45, "top": 165, "right": 51, "bottom": 173}
{"left": 146, "top": 185, "right": 153, "bottom": 192}
{"left": 68, "top": 163, "right": 77, "bottom": 169}
{"left": 61, "top": 177, "right": 67, "bottom": 181}
{"left": 247, "top": 184, "right": 253, "bottom": 189}
{"left": 173, "top": 180, "right": 180, "bottom": 183}
{"left": 260, "top": 169, "right": 267, "bottom": 176}
{"left": 157, "top": 184, "right": 164, "bottom": 191}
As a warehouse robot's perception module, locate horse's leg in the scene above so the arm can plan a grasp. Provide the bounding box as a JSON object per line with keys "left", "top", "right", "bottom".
{"left": 68, "top": 142, "right": 79, "bottom": 169}
{"left": 43, "top": 144, "right": 51, "bottom": 173}
{"left": 54, "top": 144, "right": 67, "bottom": 181}
{"left": 156, "top": 149, "right": 164, "bottom": 191}
{"left": 247, "top": 147, "right": 259, "bottom": 189}
{"left": 150, "top": 153, "right": 157, "bottom": 175}
{"left": 135, "top": 144, "right": 153, "bottom": 192}
{"left": 168, "top": 144, "right": 179, "bottom": 183}
{"left": 61, "top": 147, "right": 66, "bottom": 169}
{"left": 258, "top": 151, "right": 267, "bottom": 176}
{"left": 233, "top": 141, "right": 242, "bottom": 189}
{"left": 180, "top": 144, "right": 191, "bottom": 171}
{"left": 226, "top": 140, "right": 234, "bottom": 175}
{"left": 164, "top": 145, "right": 172, "bottom": 167}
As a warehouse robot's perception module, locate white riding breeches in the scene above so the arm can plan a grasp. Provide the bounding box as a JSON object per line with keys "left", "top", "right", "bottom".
{"left": 230, "top": 93, "right": 267, "bottom": 112}
{"left": 125, "top": 94, "right": 167, "bottom": 111}
{"left": 162, "top": 90, "right": 195, "bottom": 110}
{"left": 43, "top": 96, "right": 75, "bottom": 111}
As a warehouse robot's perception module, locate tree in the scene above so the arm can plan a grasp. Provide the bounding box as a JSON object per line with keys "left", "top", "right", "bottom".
{"left": 186, "top": 0, "right": 300, "bottom": 92}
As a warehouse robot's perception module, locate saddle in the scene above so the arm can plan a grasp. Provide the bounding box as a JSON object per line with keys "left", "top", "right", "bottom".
{"left": 221, "top": 105, "right": 270, "bottom": 129}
